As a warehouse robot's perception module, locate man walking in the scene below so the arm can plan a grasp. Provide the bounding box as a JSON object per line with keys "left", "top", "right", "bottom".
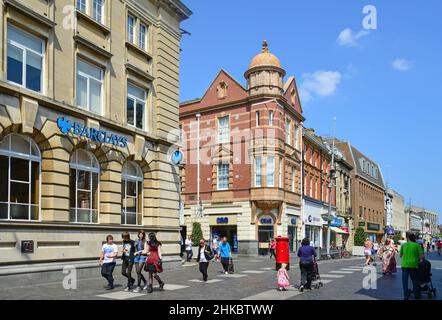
{"left": 218, "top": 237, "right": 232, "bottom": 274}
{"left": 400, "top": 232, "right": 424, "bottom": 300}
{"left": 99, "top": 235, "right": 118, "bottom": 290}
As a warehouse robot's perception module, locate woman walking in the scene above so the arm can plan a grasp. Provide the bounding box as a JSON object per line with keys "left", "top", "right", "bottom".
{"left": 269, "top": 239, "right": 276, "bottom": 259}
{"left": 142, "top": 232, "right": 165, "bottom": 293}
{"left": 380, "top": 238, "right": 397, "bottom": 275}
{"left": 121, "top": 232, "right": 136, "bottom": 291}
{"left": 297, "top": 238, "right": 317, "bottom": 292}
{"left": 364, "top": 238, "right": 373, "bottom": 266}
{"left": 133, "top": 230, "right": 147, "bottom": 293}
{"left": 196, "top": 238, "right": 213, "bottom": 281}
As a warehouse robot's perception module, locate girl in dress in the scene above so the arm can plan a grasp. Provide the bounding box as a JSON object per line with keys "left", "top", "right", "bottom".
{"left": 142, "top": 232, "right": 164, "bottom": 293}
{"left": 277, "top": 263, "right": 290, "bottom": 291}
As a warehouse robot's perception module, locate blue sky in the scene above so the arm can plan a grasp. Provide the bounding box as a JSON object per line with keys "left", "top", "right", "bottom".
{"left": 179, "top": 0, "right": 442, "bottom": 224}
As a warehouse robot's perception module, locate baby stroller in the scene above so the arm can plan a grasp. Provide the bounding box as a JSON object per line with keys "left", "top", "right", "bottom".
{"left": 409, "top": 258, "right": 436, "bottom": 298}
{"left": 311, "top": 259, "right": 323, "bottom": 289}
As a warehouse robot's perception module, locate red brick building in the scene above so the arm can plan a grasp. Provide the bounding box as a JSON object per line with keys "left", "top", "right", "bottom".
{"left": 179, "top": 41, "right": 304, "bottom": 254}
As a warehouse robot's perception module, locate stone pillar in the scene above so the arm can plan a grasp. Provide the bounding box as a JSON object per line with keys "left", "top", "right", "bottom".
{"left": 99, "top": 160, "right": 122, "bottom": 224}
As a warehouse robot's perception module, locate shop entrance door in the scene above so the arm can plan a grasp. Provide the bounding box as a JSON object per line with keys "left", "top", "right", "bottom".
{"left": 211, "top": 226, "right": 238, "bottom": 253}
{"left": 258, "top": 226, "right": 274, "bottom": 255}
{"left": 288, "top": 226, "right": 297, "bottom": 252}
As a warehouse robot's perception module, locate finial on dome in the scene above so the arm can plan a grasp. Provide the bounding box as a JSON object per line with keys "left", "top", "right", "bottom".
{"left": 262, "top": 40, "right": 268, "bottom": 53}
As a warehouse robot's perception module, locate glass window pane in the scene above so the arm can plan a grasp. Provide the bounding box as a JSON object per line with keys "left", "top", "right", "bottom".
{"left": 77, "top": 190, "right": 91, "bottom": 209}
{"left": 128, "top": 84, "right": 145, "bottom": 100}
{"left": 7, "top": 44, "right": 23, "bottom": 85}
{"left": 78, "top": 60, "right": 101, "bottom": 80}
{"left": 76, "top": 0, "right": 86, "bottom": 12}
{"left": 92, "top": 173, "right": 98, "bottom": 210}
{"left": 30, "top": 161, "right": 39, "bottom": 205}
{"left": 90, "top": 80, "right": 101, "bottom": 114}
{"left": 77, "top": 209, "right": 90, "bottom": 223}
{"left": 125, "top": 198, "right": 136, "bottom": 213}
{"left": 126, "top": 181, "right": 136, "bottom": 197}
{"left": 11, "top": 134, "right": 30, "bottom": 155}
{"left": 136, "top": 101, "right": 144, "bottom": 129}
{"left": 30, "top": 205, "right": 38, "bottom": 220}
{"left": 75, "top": 150, "right": 91, "bottom": 167}
{"left": 76, "top": 75, "right": 88, "bottom": 108}
{"left": 8, "top": 26, "right": 43, "bottom": 53}
{"left": 127, "top": 98, "right": 134, "bottom": 126}
{"left": 0, "top": 203, "right": 7, "bottom": 219}
{"left": 10, "top": 204, "right": 29, "bottom": 220}
{"left": 0, "top": 156, "right": 8, "bottom": 202}
{"left": 77, "top": 170, "right": 91, "bottom": 190}
{"left": 11, "top": 157, "right": 29, "bottom": 182}
{"left": 126, "top": 213, "right": 136, "bottom": 225}
{"left": 70, "top": 169, "right": 76, "bottom": 208}
{"left": 10, "top": 182, "right": 29, "bottom": 203}
{"left": 92, "top": 210, "right": 98, "bottom": 223}
{"left": 26, "top": 51, "right": 42, "bottom": 92}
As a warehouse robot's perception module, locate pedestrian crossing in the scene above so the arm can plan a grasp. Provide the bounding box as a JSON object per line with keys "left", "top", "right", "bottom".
{"left": 95, "top": 263, "right": 369, "bottom": 301}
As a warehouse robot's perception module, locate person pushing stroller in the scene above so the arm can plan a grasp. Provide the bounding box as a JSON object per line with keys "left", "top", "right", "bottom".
{"left": 297, "top": 238, "right": 317, "bottom": 292}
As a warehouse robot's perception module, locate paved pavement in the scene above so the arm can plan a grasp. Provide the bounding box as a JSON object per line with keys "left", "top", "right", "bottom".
{"left": 0, "top": 251, "right": 441, "bottom": 300}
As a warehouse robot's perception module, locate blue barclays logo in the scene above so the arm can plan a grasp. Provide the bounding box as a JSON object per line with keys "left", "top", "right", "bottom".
{"left": 56, "top": 116, "right": 127, "bottom": 148}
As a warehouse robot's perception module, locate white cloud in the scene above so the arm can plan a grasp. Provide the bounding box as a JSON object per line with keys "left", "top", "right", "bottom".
{"left": 337, "top": 28, "right": 370, "bottom": 47}
{"left": 392, "top": 58, "right": 413, "bottom": 71}
{"left": 300, "top": 71, "right": 342, "bottom": 103}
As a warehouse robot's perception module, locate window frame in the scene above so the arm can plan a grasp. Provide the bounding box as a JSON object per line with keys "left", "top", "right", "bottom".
{"left": 0, "top": 134, "right": 41, "bottom": 222}
{"left": 269, "top": 111, "right": 273, "bottom": 126}
{"left": 127, "top": 15, "right": 136, "bottom": 44}
{"left": 121, "top": 162, "right": 143, "bottom": 226}
{"left": 76, "top": 0, "right": 87, "bottom": 13}
{"left": 7, "top": 24, "right": 45, "bottom": 94}
{"left": 285, "top": 118, "right": 291, "bottom": 144}
{"left": 92, "top": 0, "right": 105, "bottom": 24}
{"left": 266, "top": 156, "right": 275, "bottom": 187}
{"left": 76, "top": 58, "right": 104, "bottom": 115}
{"left": 127, "top": 82, "right": 147, "bottom": 130}
{"left": 217, "top": 163, "right": 229, "bottom": 190}
{"left": 255, "top": 156, "right": 262, "bottom": 187}
{"left": 217, "top": 115, "right": 230, "bottom": 144}
{"left": 69, "top": 150, "right": 100, "bottom": 225}
{"left": 139, "top": 23, "right": 148, "bottom": 51}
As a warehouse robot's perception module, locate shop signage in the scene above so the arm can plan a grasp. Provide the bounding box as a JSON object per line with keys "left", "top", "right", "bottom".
{"left": 171, "top": 149, "right": 184, "bottom": 166}
{"left": 307, "top": 215, "right": 322, "bottom": 224}
{"left": 290, "top": 217, "right": 297, "bottom": 225}
{"left": 216, "top": 217, "right": 229, "bottom": 224}
{"left": 57, "top": 116, "right": 128, "bottom": 148}
{"left": 330, "top": 217, "right": 343, "bottom": 227}
{"left": 359, "top": 222, "right": 366, "bottom": 227}
{"left": 367, "top": 223, "right": 380, "bottom": 231}
{"left": 260, "top": 216, "right": 273, "bottom": 225}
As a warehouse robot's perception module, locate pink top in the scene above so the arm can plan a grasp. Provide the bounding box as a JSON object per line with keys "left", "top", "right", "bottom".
{"left": 270, "top": 242, "right": 277, "bottom": 249}
{"left": 277, "top": 269, "right": 290, "bottom": 287}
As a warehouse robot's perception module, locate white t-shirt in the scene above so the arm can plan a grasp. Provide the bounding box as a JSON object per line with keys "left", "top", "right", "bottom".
{"left": 102, "top": 243, "right": 118, "bottom": 263}
{"left": 199, "top": 247, "right": 207, "bottom": 262}
{"left": 185, "top": 239, "right": 192, "bottom": 251}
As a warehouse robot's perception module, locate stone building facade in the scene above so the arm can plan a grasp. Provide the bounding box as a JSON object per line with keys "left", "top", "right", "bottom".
{"left": 335, "top": 140, "right": 386, "bottom": 242}
{"left": 389, "top": 189, "right": 407, "bottom": 238}
{"left": 180, "top": 41, "right": 304, "bottom": 255}
{"left": 0, "top": 0, "right": 191, "bottom": 265}
{"left": 406, "top": 206, "right": 439, "bottom": 241}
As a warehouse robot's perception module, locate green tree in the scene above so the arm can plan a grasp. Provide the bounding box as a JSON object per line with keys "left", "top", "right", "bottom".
{"left": 354, "top": 227, "right": 367, "bottom": 246}
{"left": 191, "top": 222, "right": 203, "bottom": 246}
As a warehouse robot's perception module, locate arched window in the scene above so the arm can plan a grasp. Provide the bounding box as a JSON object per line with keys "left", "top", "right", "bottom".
{"left": 121, "top": 161, "right": 143, "bottom": 225}
{"left": 69, "top": 149, "right": 99, "bottom": 223}
{"left": 0, "top": 134, "right": 40, "bottom": 220}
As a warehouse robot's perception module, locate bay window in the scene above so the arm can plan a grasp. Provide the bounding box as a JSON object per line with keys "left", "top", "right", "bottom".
{"left": 267, "top": 156, "right": 275, "bottom": 187}
{"left": 7, "top": 24, "right": 44, "bottom": 93}
{"left": 255, "top": 157, "right": 262, "bottom": 187}
{"left": 0, "top": 134, "right": 40, "bottom": 221}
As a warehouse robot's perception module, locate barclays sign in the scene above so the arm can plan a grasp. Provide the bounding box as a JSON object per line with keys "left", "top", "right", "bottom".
{"left": 57, "top": 117, "right": 127, "bottom": 148}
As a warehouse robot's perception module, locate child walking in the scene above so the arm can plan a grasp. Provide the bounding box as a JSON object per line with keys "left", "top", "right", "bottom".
{"left": 277, "top": 263, "right": 290, "bottom": 291}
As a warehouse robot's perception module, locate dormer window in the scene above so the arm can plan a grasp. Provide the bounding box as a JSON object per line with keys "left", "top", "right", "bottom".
{"left": 217, "top": 81, "right": 228, "bottom": 99}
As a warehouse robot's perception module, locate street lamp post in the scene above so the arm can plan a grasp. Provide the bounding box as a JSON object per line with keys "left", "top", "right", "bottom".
{"left": 326, "top": 136, "right": 336, "bottom": 259}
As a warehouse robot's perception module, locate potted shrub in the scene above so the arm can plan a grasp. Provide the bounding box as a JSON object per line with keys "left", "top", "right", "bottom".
{"left": 191, "top": 222, "right": 203, "bottom": 259}
{"left": 352, "top": 227, "right": 367, "bottom": 256}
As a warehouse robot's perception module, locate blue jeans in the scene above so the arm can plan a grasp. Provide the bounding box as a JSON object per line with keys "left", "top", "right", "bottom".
{"left": 402, "top": 267, "right": 419, "bottom": 299}
{"left": 101, "top": 262, "right": 116, "bottom": 287}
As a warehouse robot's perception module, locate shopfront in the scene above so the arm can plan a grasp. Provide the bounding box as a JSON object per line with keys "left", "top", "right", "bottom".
{"left": 367, "top": 223, "right": 381, "bottom": 242}
{"left": 210, "top": 215, "right": 238, "bottom": 253}
{"left": 303, "top": 200, "right": 325, "bottom": 249}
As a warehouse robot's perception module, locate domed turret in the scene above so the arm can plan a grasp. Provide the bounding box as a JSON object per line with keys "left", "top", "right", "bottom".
{"left": 245, "top": 40, "right": 286, "bottom": 96}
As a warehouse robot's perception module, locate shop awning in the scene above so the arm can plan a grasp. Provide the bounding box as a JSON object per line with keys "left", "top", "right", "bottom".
{"left": 330, "top": 227, "right": 348, "bottom": 234}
